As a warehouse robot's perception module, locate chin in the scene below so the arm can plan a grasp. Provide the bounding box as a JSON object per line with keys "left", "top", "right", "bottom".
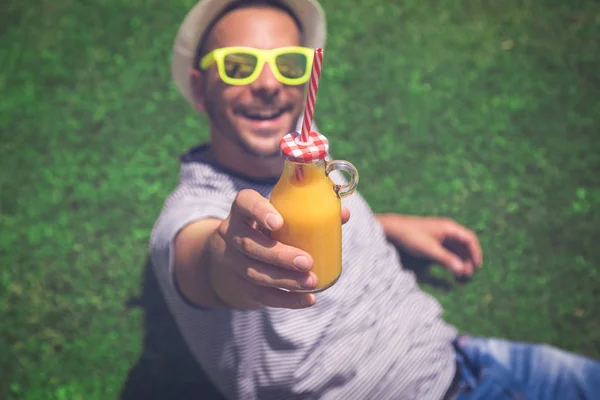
{"left": 232, "top": 130, "right": 280, "bottom": 158}
{"left": 246, "top": 138, "right": 283, "bottom": 158}
{"left": 231, "top": 112, "right": 298, "bottom": 157}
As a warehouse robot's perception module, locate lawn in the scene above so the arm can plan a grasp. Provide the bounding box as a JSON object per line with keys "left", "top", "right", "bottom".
{"left": 1, "top": 0, "right": 599, "bottom": 398}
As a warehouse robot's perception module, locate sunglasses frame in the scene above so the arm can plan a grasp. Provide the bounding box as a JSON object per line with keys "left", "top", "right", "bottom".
{"left": 199, "top": 46, "right": 314, "bottom": 86}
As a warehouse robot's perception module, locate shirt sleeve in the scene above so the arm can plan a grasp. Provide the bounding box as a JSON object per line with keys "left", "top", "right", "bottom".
{"left": 149, "top": 184, "right": 233, "bottom": 307}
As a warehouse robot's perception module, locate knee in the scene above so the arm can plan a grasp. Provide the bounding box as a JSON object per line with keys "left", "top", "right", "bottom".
{"left": 536, "top": 344, "right": 590, "bottom": 383}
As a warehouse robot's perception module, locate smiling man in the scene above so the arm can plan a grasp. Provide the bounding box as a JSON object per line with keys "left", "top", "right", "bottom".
{"left": 150, "top": 0, "right": 600, "bottom": 399}
{"left": 183, "top": 1, "right": 311, "bottom": 178}
{"left": 193, "top": 7, "right": 304, "bottom": 159}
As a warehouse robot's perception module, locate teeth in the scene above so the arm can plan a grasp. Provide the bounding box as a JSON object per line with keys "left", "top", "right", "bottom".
{"left": 243, "top": 110, "right": 283, "bottom": 120}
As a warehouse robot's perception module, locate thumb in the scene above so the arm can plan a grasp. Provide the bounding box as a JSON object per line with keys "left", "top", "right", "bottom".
{"left": 232, "top": 189, "right": 283, "bottom": 232}
{"left": 428, "top": 244, "right": 465, "bottom": 276}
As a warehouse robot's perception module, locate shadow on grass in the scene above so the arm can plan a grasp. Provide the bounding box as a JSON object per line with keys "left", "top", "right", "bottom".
{"left": 120, "top": 251, "right": 457, "bottom": 399}
{"left": 120, "top": 257, "right": 225, "bottom": 400}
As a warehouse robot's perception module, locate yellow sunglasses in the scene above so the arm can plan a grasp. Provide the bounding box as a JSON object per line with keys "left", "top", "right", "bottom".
{"left": 199, "top": 46, "right": 314, "bottom": 86}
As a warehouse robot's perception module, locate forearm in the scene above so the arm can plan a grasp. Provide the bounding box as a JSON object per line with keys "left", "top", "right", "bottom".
{"left": 375, "top": 213, "right": 404, "bottom": 244}
{"left": 173, "top": 219, "right": 227, "bottom": 309}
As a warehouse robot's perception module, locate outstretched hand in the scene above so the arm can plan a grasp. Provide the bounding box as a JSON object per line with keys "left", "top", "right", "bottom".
{"left": 204, "top": 189, "right": 351, "bottom": 310}
{"left": 377, "top": 214, "right": 483, "bottom": 277}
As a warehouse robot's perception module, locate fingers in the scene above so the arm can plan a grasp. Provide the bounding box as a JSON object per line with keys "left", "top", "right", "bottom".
{"left": 213, "top": 189, "right": 325, "bottom": 310}
{"left": 247, "top": 283, "right": 316, "bottom": 309}
{"left": 218, "top": 189, "right": 349, "bottom": 309}
{"left": 411, "top": 218, "right": 482, "bottom": 278}
{"left": 216, "top": 272, "right": 316, "bottom": 309}
{"left": 462, "top": 260, "right": 474, "bottom": 277}
{"left": 428, "top": 243, "right": 469, "bottom": 277}
{"left": 233, "top": 190, "right": 351, "bottom": 230}
{"left": 231, "top": 189, "right": 283, "bottom": 232}
{"left": 445, "top": 222, "right": 483, "bottom": 268}
{"left": 229, "top": 222, "right": 314, "bottom": 272}
{"left": 341, "top": 206, "right": 351, "bottom": 224}
{"left": 239, "top": 260, "right": 318, "bottom": 291}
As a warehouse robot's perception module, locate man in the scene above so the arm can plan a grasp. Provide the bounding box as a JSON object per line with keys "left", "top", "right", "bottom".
{"left": 151, "top": 0, "right": 600, "bottom": 398}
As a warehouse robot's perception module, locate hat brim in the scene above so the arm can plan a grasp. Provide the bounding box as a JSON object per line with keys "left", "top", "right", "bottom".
{"left": 171, "top": 0, "right": 327, "bottom": 106}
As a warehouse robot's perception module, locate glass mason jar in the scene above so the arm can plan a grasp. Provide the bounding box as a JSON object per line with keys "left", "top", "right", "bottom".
{"left": 270, "top": 158, "right": 359, "bottom": 293}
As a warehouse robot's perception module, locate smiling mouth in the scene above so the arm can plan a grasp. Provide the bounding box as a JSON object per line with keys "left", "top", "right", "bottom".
{"left": 239, "top": 108, "right": 288, "bottom": 121}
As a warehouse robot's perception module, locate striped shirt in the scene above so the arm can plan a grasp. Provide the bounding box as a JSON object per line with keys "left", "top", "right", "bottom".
{"left": 150, "top": 145, "right": 458, "bottom": 400}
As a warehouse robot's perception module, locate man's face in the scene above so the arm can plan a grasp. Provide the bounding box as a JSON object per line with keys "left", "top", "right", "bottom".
{"left": 195, "top": 6, "right": 305, "bottom": 159}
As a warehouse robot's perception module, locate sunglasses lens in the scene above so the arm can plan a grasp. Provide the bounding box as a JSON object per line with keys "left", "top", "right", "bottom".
{"left": 276, "top": 53, "right": 309, "bottom": 80}
{"left": 223, "top": 53, "right": 258, "bottom": 79}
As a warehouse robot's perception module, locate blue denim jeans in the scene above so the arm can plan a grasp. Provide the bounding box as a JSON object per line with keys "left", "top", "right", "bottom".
{"left": 452, "top": 334, "right": 600, "bottom": 399}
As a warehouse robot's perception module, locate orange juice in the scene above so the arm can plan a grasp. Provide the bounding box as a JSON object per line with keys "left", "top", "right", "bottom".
{"left": 270, "top": 160, "right": 342, "bottom": 292}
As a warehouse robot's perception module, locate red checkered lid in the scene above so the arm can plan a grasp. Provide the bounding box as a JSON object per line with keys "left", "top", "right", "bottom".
{"left": 280, "top": 130, "right": 329, "bottom": 163}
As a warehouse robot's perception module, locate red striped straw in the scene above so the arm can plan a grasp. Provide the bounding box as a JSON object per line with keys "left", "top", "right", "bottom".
{"left": 300, "top": 48, "right": 324, "bottom": 143}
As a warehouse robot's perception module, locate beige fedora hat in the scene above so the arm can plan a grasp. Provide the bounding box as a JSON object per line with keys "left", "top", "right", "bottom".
{"left": 171, "top": 0, "right": 327, "bottom": 106}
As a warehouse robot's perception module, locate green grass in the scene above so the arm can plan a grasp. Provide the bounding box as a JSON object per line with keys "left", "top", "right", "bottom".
{"left": 1, "top": 0, "right": 599, "bottom": 398}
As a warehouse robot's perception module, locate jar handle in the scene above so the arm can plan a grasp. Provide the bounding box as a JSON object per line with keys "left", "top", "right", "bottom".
{"left": 325, "top": 160, "right": 359, "bottom": 198}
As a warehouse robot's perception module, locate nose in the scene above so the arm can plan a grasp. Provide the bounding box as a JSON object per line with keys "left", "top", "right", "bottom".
{"left": 249, "top": 62, "right": 282, "bottom": 101}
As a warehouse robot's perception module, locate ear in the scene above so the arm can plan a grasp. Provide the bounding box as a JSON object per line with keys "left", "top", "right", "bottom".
{"left": 190, "top": 69, "right": 206, "bottom": 112}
